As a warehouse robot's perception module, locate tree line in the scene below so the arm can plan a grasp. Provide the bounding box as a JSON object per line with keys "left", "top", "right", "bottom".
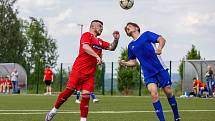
{"left": 0, "top": 0, "right": 58, "bottom": 88}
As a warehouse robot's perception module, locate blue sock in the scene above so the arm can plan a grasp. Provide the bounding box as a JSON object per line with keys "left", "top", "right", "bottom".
{"left": 90, "top": 92, "right": 96, "bottom": 100}
{"left": 76, "top": 91, "right": 80, "bottom": 100}
{"left": 168, "top": 96, "right": 180, "bottom": 120}
{"left": 153, "top": 100, "right": 165, "bottom": 121}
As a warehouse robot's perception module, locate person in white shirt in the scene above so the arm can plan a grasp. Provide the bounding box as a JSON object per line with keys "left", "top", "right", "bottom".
{"left": 11, "top": 68, "right": 19, "bottom": 93}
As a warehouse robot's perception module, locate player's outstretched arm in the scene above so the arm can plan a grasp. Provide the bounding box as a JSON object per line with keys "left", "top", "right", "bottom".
{"left": 120, "top": 59, "right": 137, "bottom": 67}
{"left": 155, "top": 36, "right": 166, "bottom": 55}
{"left": 107, "top": 31, "right": 120, "bottom": 51}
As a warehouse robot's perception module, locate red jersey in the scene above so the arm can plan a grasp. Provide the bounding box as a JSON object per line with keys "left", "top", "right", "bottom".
{"left": 7, "top": 79, "right": 12, "bottom": 87}
{"left": 193, "top": 80, "right": 205, "bottom": 87}
{"left": 44, "top": 68, "right": 53, "bottom": 81}
{"left": 1, "top": 79, "right": 6, "bottom": 85}
{"left": 73, "top": 32, "right": 110, "bottom": 75}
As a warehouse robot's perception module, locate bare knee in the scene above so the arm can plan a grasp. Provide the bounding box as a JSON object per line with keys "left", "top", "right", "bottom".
{"left": 163, "top": 86, "right": 173, "bottom": 98}
{"left": 147, "top": 83, "right": 159, "bottom": 102}
{"left": 150, "top": 91, "right": 159, "bottom": 102}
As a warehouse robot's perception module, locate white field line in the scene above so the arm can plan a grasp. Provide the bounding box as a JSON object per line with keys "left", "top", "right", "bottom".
{"left": 0, "top": 110, "right": 215, "bottom": 115}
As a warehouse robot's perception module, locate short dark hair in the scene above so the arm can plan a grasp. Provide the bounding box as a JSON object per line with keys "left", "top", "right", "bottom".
{"left": 91, "top": 20, "right": 103, "bottom": 26}
{"left": 193, "top": 77, "right": 197, "bottom": 80}
{"left": 124, "top": 22, "right": 140, "bottom": 36}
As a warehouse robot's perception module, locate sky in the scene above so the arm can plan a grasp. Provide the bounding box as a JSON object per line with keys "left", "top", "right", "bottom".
{"left": 15, "top": 0, "right": 215, "bottom": 64}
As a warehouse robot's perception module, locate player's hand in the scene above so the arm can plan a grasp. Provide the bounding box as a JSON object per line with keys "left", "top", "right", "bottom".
{"left": 119, "top": 60, "right": 126, "bottom": 66}
{"left": 113, "top": 31, "right": 120, "bottom": 40}
{"left": 96, "top": 57, "right": 102, "bottom": 64}
{"left": 155, "top": 48, "right": 162, "bottom": 55}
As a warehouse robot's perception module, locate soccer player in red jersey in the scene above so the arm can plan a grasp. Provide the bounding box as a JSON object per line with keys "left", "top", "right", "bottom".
{"left": 43, "top": 65, "right": 54, "bottom": 95}
{"left": 0, "top": 76, "right": 3, "bottom": 93}
{"left": 0, "top": 76, "right": 6, "bottom": 93}
{"left": 45, "top": 20, "right": 120, "bottom": 121}
{"left": 192, "top": 77, "right": 206, "bottom": 97}
{"left": 6, "top": 76, "right": 12, "bottom": 94}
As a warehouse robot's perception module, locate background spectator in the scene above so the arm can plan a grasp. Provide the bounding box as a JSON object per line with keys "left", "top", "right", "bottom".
{"left": 192, "top": 77, "right": 206, "bottom": 97}
{"left": 43, "top": 65, "right": 53, "bottom": 95}
{"left": 205, "top": 65, "right": 214, "bottom": 97}
{"left": 11, "top": 68, "right": 19, "bottom": 93}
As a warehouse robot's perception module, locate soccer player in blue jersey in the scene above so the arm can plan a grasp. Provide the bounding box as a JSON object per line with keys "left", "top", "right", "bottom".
{"left": 120, "top": 22, "right": 180, "bottom": 121}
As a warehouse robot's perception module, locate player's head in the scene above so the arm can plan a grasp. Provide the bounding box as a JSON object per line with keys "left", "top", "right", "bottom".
{"left": 90, "top": 20, "right": 103, "bottom": 36}
{"left": 46, "top": 65, "right": 50, "bottom": 68}
{"left": 207, "top": 65, "right": 212, "bottom": 70}
{"left": 124, "top": 22, "right": 140, "bottom": 37}
{"left": 13, "top": 68, "right": 17, "bottom": 72}
{"left": 193, "top": 77, "right": 197, "bottom": 81}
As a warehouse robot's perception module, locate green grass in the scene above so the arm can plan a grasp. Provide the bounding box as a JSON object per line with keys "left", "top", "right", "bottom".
{"left": 0, "top": 94, "right": 214, "bottom": 121}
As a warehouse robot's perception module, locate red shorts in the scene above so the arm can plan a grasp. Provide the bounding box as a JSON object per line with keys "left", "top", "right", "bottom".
{"left": 66, "top": 69, "right": 95, "bottom": 92}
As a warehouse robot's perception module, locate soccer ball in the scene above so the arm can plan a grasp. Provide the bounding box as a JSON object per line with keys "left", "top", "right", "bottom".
{"left": 119, "top": 0, "right": 134, "bottom": 10}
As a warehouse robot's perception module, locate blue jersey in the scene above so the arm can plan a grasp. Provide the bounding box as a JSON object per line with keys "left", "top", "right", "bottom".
{"left": 128, "top": 31, "right": 167, "bottom": 79}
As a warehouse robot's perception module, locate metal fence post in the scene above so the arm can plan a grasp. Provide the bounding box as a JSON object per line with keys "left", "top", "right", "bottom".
{"left": 139, "top": 67, "right": 142, "bottom": 96}
{"left": 36, "top": 60, "right": 40, "bottom": 94}
{"left": 60, "top": 63, "right": 63, "bottom": 92}
{"left": 111, "top": 62, "right": 113, "bottom": 96}
{"left": 101, "top": 63, "right": 105, "bottom": 95}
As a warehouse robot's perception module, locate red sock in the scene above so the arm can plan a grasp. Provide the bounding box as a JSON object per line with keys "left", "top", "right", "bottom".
{"left": 54, "top": 88, "right": 74, "bottom": 109}
{"left": 80, "top": 94, "right": 90, "bottom": 118}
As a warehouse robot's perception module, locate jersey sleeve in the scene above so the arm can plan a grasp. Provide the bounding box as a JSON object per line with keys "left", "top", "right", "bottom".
{"left": 50, "top": 70, "right": 53, "bottom": 75}
{"left": 80, "top": 32, "right": 92, "bottom": 45}
{"left": 145, "top": 31, "right": 160, "bottom": 43}
{"left": 128, "top": 45, "right": 136, "bottom": 60}
{"left": 99, "top": 38, "right": 110, "bottom": 49}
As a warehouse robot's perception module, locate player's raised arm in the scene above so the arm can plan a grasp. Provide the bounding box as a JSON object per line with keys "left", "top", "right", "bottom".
{"left": 155, "top": 36, "right": 166, "bottom": 55}
{"left": 120, "top": 59, "right": 137, "bottom": 67}
{"left": 107, "top": 31, "right": 120, "bottom": 51}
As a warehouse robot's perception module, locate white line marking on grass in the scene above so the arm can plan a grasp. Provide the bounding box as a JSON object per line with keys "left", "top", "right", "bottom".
{"left": 0, "top": 110, "right": 215, "bottom": 115}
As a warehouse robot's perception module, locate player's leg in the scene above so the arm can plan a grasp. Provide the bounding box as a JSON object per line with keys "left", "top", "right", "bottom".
{"left": 199, "top": 87, "right": 204, "bottom": 96}
{"left": 80, "top": 75, "right": 94, "bottom": 121}
{"left": 44, "top": 81, "right": 49, "bottom": 95}
{"left": 159, "top": 70, "right": 180, "bottom": 121}
{"left": 80, "top": 90, "right": 91, "bottom": 121}
{"left": 193, "top": 87, "right": 197, "bottom": 96}
{"left": 2, "top": 83, "right": 6, "bottom": 93}
{"left": 6, "top": 84, "right": 9, "bottom": 94}
{"left": 75, "top": 87, "right": 81, "bottom": 104}
{"left": 208, "top": 81, "right": 213, "bottom": 96}
{"left": 90, "top": 92, "right": 99, "bottom": 103}
{"left": 0, "top": 84, "right": 2, "bottom": 93}
{"left": 14, "top": 81, "right": 18, "bottom": 93}
{"left": 147, "top": 83, "right": 165, "bottom": 121}
{"left": 12, "top": 81, "right": 15, "bottom": 93}
{"left": 48, "top": 81, "right": 52, "bottom": 95}
{"left": 48, "top": 85, "right": 51, "bottom": 95}
{"left": 163, "top": 86, "right": 180, "bottom": 121}
{"left": 45, "top": 87, "right": 74, "bottom": 121}
{"left": 45, "top": 69, "right": 78, "bottom": 121}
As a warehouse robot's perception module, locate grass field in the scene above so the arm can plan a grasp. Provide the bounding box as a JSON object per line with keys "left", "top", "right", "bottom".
{"left": 0, "top": 94, "right": 214, "bottom": 121}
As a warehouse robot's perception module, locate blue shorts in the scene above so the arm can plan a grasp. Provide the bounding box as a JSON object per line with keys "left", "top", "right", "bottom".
{"left": 145, "top": 70, "right": 172, "bottom": 88}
